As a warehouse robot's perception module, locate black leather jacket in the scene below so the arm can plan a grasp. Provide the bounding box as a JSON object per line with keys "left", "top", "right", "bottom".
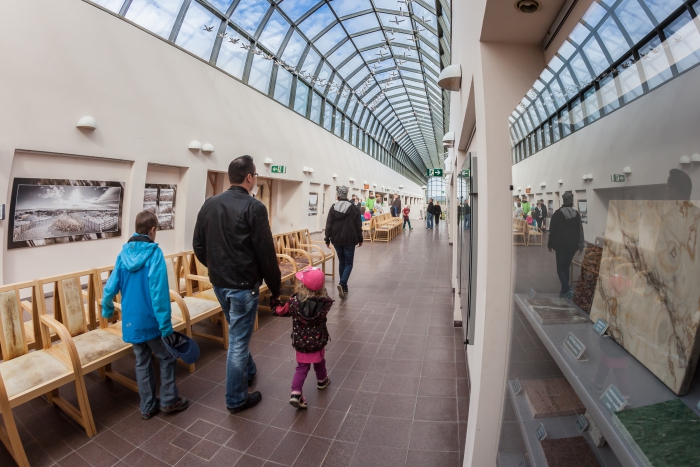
{"left": 193, "top": 186, "right": 281, "bottom": 296}
{"left": 324, "top": 199, "right": 363, "bottom": 246}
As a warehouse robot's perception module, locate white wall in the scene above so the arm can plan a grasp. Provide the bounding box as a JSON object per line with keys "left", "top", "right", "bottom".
{"left": 0, "top": 0, "right": 422, "bottom": 284}
{"left": 512, "top": 65, "right": 700, "bottom": 242}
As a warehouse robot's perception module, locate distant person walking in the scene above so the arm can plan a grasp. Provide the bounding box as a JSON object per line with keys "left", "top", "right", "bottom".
{"left": 433, "top": 201, "right": 442, "bottom": 227}
{"left": 325, "top": 186, "right": 363, "bottom": 299}
{"left": 426, "top": 198, "right": 435, "bottom": 229}
{"left": 547, "top": 192, "right": 584, "bottom": 296}
{"left": 402, "top": 205, "right": 413, "bottom": 230}
{"left": 193, "top": 155, "right": 281, "bottom": 414}
{"left": 366, "top": 195, "right": 375, "bottom": 213}
{"left": 521, "top": 196, "right": 530, "bottom": 219}
{"left": 391, "top": 193, "right": 401, "bottom": 217}
{"left": 463, "top": 199, "right": 471, "bottom": 230}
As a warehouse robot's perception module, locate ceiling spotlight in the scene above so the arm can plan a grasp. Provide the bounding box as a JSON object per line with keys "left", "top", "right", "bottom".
{"left": 201, "top": 143, "right": 215, "bottom": 154}
{"left": 515, "top": 0, "right": 541, "bottom": 13}
{"left": 188, "top": 140, "right": 202, "bottom": 151}
{"left": 76, "top": 116, "right": 97, "bottom": 130}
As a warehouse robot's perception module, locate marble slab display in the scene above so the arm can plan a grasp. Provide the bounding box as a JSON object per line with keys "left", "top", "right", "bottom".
{"left": 584, "top": 411, "right": 606, "bottom": 448}
{"left": 590, "top": 200, "right": 700, "bottom": 395}
{"left": 525, "top": 298, "right": 588, "bottom": 325}
{"left": 612, "top": 399, "right": 700, "bottom": 467}
{"left": 522, "top": 378, "right": 586, "bottom": 419}
{"left": 573, "top": 243, "right": 603, "bottom": 313}
{"left": 540, "top": 436, "right": 600, "bottom": 467}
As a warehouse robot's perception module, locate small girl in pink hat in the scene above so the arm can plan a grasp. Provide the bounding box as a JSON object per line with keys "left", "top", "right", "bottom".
{"left": 274, "top": 267, "right": 333, "bottom": 409}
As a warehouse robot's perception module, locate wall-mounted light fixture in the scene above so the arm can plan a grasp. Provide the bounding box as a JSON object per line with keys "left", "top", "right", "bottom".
{"left": 349, "top": 177, "right": 355, "bottom": 183}
{"left": 623, "top": 166, "right": 632, "bottom": 175}
{"left": 332, "top": 173, "right": 338, "bottom": 178}
{"left": 188, "top": 140, "right": 202, "bottom": 151}
{"left": 201, "top": 143, "right": 215, "bottom": 154}
{"left": 76, "top": 116, "right": 97, "bottom": 130}
{"left": 438, "top": 64, "right": 462, "bottom": 91}
{"left": 443, "top": 131, "right": 455, "bottom": 148}
{"left": 540, "top": 182, "right": 546, "bottom": 187}
{"left": 680, "top": 155, "right": 691, "bottom": 165}
{"left": 308, "top": 167, "right": 315, "bottom": 173}
{"left": 582, "top": 174, "right": 588, "bottom": 180}
{"left": 399, "top": 184, "right": 404, "bottom": 189}
{"left": 587, "top": 174, "right": 593, "bottom": 180}
{"left": 517, "top": 187, "right": 522, "bottom": 191}
{"left": 373, "top": 183, "right": 377, "bottom": 187}
{"left": 558, "top": 179, "right": 563, "bottom": 185}
{"left": 691, "top": 153, "right": 700, "bottom": 163}
{"left": 264, "top": 157, "right": 273, "bottom": 165}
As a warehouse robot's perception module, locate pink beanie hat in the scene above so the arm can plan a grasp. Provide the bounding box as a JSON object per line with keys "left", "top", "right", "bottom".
{"left": 295, "top": 267, "right": 325, "bottom": 291}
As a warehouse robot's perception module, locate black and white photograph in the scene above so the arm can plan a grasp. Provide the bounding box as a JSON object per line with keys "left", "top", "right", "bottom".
{"left": 143, "top": 184, "right": 177, "bottom": 230}
{"left": 9, "top": 178, "right": 124, "bottom": 249}
{"left": 578, "top": 199, "right": 588, "bottom": 223}
{"left": 309, "top": 193, "right": 318, "bottom": 216}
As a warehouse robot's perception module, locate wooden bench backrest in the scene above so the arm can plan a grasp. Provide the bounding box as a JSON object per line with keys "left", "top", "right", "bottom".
{"left": 163, "top": 252, "right": 183, "bottom": 294}
{"left": 0, "top": 281, "right": 38, "bottom": 360}
{"left": 38, "top": 270, "right": 98, "bottom": 338}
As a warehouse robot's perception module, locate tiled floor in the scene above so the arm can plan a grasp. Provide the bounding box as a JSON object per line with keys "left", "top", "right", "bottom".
{"left": 1, "top": 224, "right": 468, "bottom": 467}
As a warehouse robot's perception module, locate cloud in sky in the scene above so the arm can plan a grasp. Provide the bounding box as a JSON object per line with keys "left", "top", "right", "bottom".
{"left": 16, "top": 185, "right": 121, "bottom": 211}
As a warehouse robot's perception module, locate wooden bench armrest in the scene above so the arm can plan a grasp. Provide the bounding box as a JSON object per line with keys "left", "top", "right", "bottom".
{"left": 39, "top": 315, "right": 84, "bottom": 373}
{"left": 277, "top": 254, "right": 298, "bottom": 273}
{"left": 297, "top": 243, "right": 325, "bottom": 260}
{"left": 170, "top": 289, "right": 191, "bottom": 322}
{"left": 283, "top": 248, "right": 313, "bottom": 265}
{"left": 19, "top": 300, "right": 33, "bottom": 314}
{"left": 185, "top": 274, "right": 211, "bottom": 283}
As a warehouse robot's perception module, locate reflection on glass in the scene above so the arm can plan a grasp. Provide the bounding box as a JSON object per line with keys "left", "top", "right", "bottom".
{"left": 294, "top": 81, "right": 309, "bottom": 115}
{"left": 343, "top": 14, "right": 381, "bottom": 35}
{"left": 615, "top": 0, "right": 654, "bottom": 44}
{"left": 583, "top": 37, "right": 610, "bottom": 76}
{"left": 334, "top": 110, "right": 342, "bottom": 136}
{"left": 323, "top": 102, "right": 333, "bottom": 130}
{"left": 175, "top": 1, "right": 217, "bottom": 60}
{"left": 248, "top": 54, "right": 273, "bottom": 94}
{"left": 315, "top": 24, "right": 346, "bottom": 55}
{"left": 207, "top": 0, "right": 234, "bottom": 14}
{"left": 310, "top": 92, "right": 322, "bottom": 123}
{"left": 216, "top": 27, "right": 248, "bottom": 78}
{"left": 582, "top": 1, "right": 607, "bottom": 27}
{"left": 337, "top": 55, "right": 364, "bottom": 78}
{"left": 618, "top": 61, "right": 644, "bottom": 103}
{"left": 281, "top": 31, "right": 307, "bottom": 67}
{"left": 125, "top": 0, "right": 182, "bottom": 39}
{"left": 644, "top": 0, "right": 683, "bottom": 22}
{"left": 298, "top": 4, "right": 336, "bottom": 40}
{"left": 664, "top": 12, "right": 700, "bottom": 73}
{"left": 278, "top": 0, "right": 317, "bottom": 22}
{"left": 561, "top": 108, "right": 572, "bottom": 137}
{"left": 598, "top": 16, "right": 631, "bottom": 62}
{"left": 328, "top": 42, "right": 356, "bottom": 68}
{"left": 230, "top": 0, "right": 270, "bottom": 36}
{"left": 301, "top": 49, "right": 321, "bottom": 76}
{"left": 92, "top": 0, "right": 125, "bottom": 12}
{"left": 274, "top": 68, "right": 293, "bottom": 105}
{"left": 258, "top": 11, "right": 290, "bottom": 55}
{"left": 639, "top": 35, "right": 672, "bottom": 90}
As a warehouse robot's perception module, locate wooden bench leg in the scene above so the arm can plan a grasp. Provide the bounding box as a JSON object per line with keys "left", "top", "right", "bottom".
{"left": 0, "top": 409, "right": 30, "bottom": 467}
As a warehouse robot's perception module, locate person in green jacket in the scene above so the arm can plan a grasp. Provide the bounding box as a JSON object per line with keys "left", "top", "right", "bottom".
{"left": 521, "top": 196, "right": 530, "bottom": 218}
{"left": 366, "top": 196, "right": 375, "bottom": 213}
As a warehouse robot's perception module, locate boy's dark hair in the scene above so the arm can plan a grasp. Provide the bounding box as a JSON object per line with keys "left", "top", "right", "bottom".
{"left": 228, "top": 155, "right": 256, "bottom": 184}
{"left": 361, "top": 206, "right": 366, "bottom": 214}
{"left": 135, "top": 210, "right": 158, "bottom": 234}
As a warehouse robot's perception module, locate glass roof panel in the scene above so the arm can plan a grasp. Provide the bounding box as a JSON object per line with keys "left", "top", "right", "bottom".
{"left": 337, "top": 55, "right": 364, "bottom": 77}
{"left": 258, "top": 10, "right": 291, "bottom": 54}
{"left": 327, "top": 41, "right": 356, "bottom": 67}
{"left": 569, "top": 23, "right": 590, "bottom": 45}
{"left": 298, "top": 4, "right": 336, "bottom": 39}
{"left": 315, "top": 24, "right": 347, "bottom": 55}
{"left": 216, "top": 26, "right": 248, "bottom": 78}
{"left": 315, "top": 63, "right": 333, "bottom": 91}
{"left": 343, "top": 14, "right": 381, "bottom": 34}
{"left": 353, "top": 31, "right": 387, "bottom": 50}
{"left": 582, "top": 36, "right": 610, "bottom": 75}
{"left": 332, "top": 0, "right": 374, "bottom": 17}
{"left": 231, "top": 0, "right": 270, "bottom": 36}
{"left": 393, "top": 46, "right": 418, "bottom": 59}
{"left": 175, "top": 1, "right": 218, "bottom": 59}
{"left": 125, "top": 0, "right": 182, "bottom": 38}
{"left": 615, "top": 0, "right": 654, "bottom": 43}
{"left": 582, "top": 1, "right": 607, "bottom": 27}
{"left": 93, "top": 0, "right": 126, "bottom": 12}
{"left": 281, "top": 30, "right": 308, "bottom": 66}
{"left": 598, "top": 16, "right": 631, "bottom": 61}
{"left": 420, "top": 31, "right": 439, "bottom": 48}
{"left": 301, "top": 49, "right": 321, "bottom": 75}
{"left": 644, "top": 0, "right": 683, "bottom": 22}
{"left": 278, "top": 0, "right": 318, "bottom": 23}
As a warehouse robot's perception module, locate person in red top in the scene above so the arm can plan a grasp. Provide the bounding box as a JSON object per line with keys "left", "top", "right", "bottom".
{"left": 402, "top": 205, "right": 413, "bottom": 230}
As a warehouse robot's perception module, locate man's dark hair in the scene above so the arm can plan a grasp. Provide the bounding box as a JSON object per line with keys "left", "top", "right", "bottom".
{"left": 668, "top": 169, "right": 692, "bottom": 200}
{"left": 135, "top": 210, "right": 158, "bottom": 234}
{"left": 228, "top": 155, "right": 256, "bottom": 184}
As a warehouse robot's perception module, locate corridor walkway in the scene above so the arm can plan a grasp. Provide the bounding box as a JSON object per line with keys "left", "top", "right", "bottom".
{"left": 2, "top": 226, "right": 466, "bottom": 467}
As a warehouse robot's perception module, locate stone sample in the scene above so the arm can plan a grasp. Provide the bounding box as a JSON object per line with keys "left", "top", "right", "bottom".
{"left": 590, "top": 200, "right": 700, "bottom": 395}
{"left": 525, "top": 297, "right": 587, "bottom": 325}
{"left": 584, "top": 411, "right": 605, "bottom": 448}
{"left": 540, "top": 436, "right": 600, "bottom": 467}
{"left": 612, "top": 399, "right": 700, "bottom": 466}
{"left": 522, "top": 378, "right": 586, "bottom": 419}
{"left": 573, "top": 242, "right": 603, "bottom": 313}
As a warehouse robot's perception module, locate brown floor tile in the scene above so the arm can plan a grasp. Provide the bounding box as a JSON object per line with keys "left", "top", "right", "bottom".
{"left": 268, "top": 431, "right": 309, "bottom": 465}
{"left": 409, "top": 421, "right": 460, "bottom": 451}
{"left": 321, "top": 440, "right": 356, "bottom": 467}
{"left": 349, "top": 445, "right": 407, "bottom": 467}
{"left": 370, "top": 393, "right": 417, "bottom": 420}
{"left": 406, "top": 449, "right": 460, "bottom": 467}
{"left": 291, "top": 436, "right": 332, "bottom": 467}
{"left": 359, "top": 416, "right": 412, "bottom": 449}
{"left": 418, "top": 377, "right": 457, "bottom": 398}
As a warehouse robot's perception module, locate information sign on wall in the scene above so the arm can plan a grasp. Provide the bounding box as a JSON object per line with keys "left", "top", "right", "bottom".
{"left": 611, "top": 174, "right": 626, "bottom": 182}
{"left": 271, "top": 165, "right": 286, "bottom": 174}
{"left": 364, "top": 184, "right": 370, "bottom": 189}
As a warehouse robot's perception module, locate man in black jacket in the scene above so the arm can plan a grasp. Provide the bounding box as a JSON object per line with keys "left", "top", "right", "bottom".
{"left": 463, "top": 199, "right": 471, "bottom": 230}
{"left": 193, "top": 155, "right": 281, "bottom": 414}
{"left": 325, "top": 185, "right": 362, "bottom": 299}
{"left": 426, "top": 198, "right": 435, "bottom": 229}
{"left": 547, "top": 192, "right": 584, "bottom": 295}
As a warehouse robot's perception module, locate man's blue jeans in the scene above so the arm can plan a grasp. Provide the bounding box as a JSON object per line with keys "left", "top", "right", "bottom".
{"left": 333, "top": 244, "right": 356, "bottom": 289}
{"left": 213, "top": 287, "right": 259, "bottom": 408}
{"left": 132, "top": 337, "right": 178, "bottom": 415}
{"left": 464, "top": 214, "right": 471, "bottom": 230}
{"left": 426, "top": 213, "right": 434, "bottom": 228}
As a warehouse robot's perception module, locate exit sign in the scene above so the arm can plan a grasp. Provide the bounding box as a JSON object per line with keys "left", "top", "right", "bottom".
{"left": 611, "top": 174, "right": 626, "bottom": 182}
{"left": 427, "top": 168, "right": 444, "bottom": 177}
{"left": 271, "top": 165, "right": 286, "bottom": 174}
{"left": 460, "top": 169, "right": 470, "bottom": 178}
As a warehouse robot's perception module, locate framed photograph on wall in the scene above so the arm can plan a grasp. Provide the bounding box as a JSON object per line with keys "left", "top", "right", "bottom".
{"left": 578, "top": 200, "right": 588, "bottom": 223}
{"left": 309, "top": 193, "right": 318, "bottom": 216}
{"left": 143, "top": 184, "right": 176, "bottom": 230}
{"left": 8, "top": 178, "right": 124, "bottom": 249}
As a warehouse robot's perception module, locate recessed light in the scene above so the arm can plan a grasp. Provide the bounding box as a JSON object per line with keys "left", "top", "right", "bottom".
{"left": 515, "top": 0, "right": 541, "bottom": 13}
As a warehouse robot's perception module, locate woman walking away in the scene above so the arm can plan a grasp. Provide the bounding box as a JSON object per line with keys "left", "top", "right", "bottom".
{"left": 402, "top": 205, "right": 413, "bottom": 230}
{"left": 434, "top": 201, "right": 443, "bottom": 227}
{"left": 274, "top": 267, "right": 333, "bottom": 409}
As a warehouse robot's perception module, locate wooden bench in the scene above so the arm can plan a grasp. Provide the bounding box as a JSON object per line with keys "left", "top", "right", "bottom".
{"left": 513, "top": 218, "right": 527, "bottom": 245}
{"left": 277, "top": 229, "right": 336, "bottom": 277}
{"left": 372, "top": 213, "right": 402, "bottom": 242}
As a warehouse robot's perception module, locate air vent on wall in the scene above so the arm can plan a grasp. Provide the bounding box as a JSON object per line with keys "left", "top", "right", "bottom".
{"left": 515, "top": 0, "right": 541, "bottom": 13}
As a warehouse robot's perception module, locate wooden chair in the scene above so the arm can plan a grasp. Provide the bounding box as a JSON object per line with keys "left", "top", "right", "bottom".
{"left": 37, "top": 270, "right": 138, "bottom": 393}
{"left": 527, "top": 224, "right": 542, "bottom": 246}
{"left": 0, "top": 281, "right": 96, "bottom": 467}
{"left": 513, "top": 218, "right": 527, "bottom": 246}
{"left": 362, "top": 220, "right": 373, "bottom": 242}
{"left": 299, "top": 229, "right": 336, "bottom": 277}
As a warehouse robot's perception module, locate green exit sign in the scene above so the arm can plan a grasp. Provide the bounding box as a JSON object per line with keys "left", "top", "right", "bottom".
{"left": 427, "top": 168, "right": 444, "bottom": 177}
{"left": 271, "top": 165, "right": 286, "bottom": 174}
{"left": 460, "top": 169, "right": 470, "bottom": 178}
{"left": 611, "top": 174, "right": 626, "bottom": 182}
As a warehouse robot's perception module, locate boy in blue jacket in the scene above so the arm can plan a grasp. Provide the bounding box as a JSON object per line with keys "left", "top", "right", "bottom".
{"left": 102, "top": 210, "right": 189, "bottom": 420}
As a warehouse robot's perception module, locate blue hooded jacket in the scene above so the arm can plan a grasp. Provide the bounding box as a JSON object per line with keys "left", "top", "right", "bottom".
{"left": 101, "top": 234, "right": 173, "bottom": 344}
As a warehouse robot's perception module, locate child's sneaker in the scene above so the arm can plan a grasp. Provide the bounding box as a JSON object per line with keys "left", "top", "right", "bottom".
{"left": 317, "top": 377, "right": 331, "bottom": 390}
{"left": 290, "top": 394, "right": 307, "bottom": 409}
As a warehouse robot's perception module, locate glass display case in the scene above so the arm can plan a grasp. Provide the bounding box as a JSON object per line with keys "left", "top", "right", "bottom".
{"left": 498, "top": 1, "right": 700, "bottom": 466}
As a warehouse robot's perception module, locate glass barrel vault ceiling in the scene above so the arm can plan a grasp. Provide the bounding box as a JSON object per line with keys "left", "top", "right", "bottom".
{"left": 89, "top": 0, "right": 452, "bottom": 183}
{"left": 509, "top": 0, "right": 700, "bottom": 163}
